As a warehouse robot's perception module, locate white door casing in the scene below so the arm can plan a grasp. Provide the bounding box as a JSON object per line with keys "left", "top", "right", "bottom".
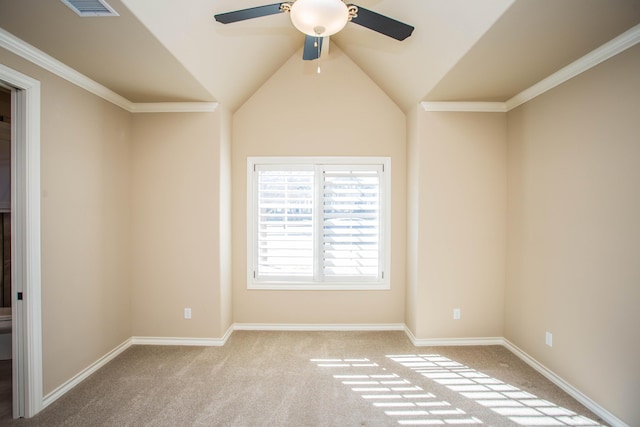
{"left": 0, "top": 63, "right": 43, "bottom": 419}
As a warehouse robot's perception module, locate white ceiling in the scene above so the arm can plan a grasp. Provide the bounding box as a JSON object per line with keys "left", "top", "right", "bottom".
{"left": 1, "top": 0, "right": 639, "bottom": 111}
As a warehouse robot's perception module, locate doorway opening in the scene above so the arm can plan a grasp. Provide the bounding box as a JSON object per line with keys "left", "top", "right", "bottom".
{"left": 0, "top": 64, "right": 43, "bottom": 420}
{"left": 0, "top": 89, "right": 9, "bottom": 301}
{"left": 0, "top": 86, "right": 11, "bottom": 419}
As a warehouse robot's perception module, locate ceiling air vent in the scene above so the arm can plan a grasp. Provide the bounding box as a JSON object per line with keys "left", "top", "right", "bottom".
{"left": 60, "top": 0, "right": 119, "bottom": 17}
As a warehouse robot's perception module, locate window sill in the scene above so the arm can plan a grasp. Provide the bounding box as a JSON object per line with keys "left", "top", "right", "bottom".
{"left": 248, "top": 281, "right": 390, "bottom": 291}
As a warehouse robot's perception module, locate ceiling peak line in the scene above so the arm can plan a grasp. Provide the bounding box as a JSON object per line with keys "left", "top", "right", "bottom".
{"left": 0, "top": 28, "right": 219, "bottom": 114}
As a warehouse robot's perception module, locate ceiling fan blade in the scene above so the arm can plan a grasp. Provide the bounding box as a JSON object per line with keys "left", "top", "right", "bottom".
{"left": 349, "top": 5, "right": 414, "bottom": 41}
{"left": 303, "top": 35, "right": 323, "bottom": 60}
{"left": 214, "top": 3, "right": 284, "bottom": 24}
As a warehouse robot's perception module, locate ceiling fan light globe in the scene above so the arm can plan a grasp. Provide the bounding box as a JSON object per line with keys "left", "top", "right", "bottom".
{"left": 290, "top": 0, "right": 349, "bottom": 36}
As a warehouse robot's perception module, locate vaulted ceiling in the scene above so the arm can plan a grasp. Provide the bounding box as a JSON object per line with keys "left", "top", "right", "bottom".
{"left": 1, "top": 0, "right": 639, "bottom": 112}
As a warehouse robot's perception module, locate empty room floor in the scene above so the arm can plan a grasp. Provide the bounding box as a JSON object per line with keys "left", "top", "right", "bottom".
{"left": 4, "top": 331, "right": 606, "bottom": 426}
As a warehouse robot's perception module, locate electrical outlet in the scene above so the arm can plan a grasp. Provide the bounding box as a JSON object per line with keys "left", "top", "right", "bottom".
{"left": 453, "top": 308, "right": 461, "bottom": 320}
{"left": 545, "top": 331, "right": 553, "bottom": 347}
{"left": 184, "top": 308, "right": 192, "bottom": 319}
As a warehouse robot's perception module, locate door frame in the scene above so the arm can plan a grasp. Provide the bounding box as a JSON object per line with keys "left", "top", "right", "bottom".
{"left": 0, "top": 63, "right": 43, "bottom": 419}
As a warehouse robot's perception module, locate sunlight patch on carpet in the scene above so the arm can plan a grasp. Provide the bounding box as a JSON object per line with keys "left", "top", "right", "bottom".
{"left": 311, "top": 358, "right": 483, "bottom": 425}
{"left": 387, "top": 354, "right": 604, "bottom": 427}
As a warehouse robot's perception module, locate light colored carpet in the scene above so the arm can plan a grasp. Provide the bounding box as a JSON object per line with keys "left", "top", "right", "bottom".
{"left": 3, "top": 331, "right": 607, "bottom": 426}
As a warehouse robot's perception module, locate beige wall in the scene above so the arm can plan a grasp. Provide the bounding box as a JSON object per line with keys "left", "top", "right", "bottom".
{"left": 232, "top": 46, "right": 407, "bottom": 324}
{"left": 1, "top": 49, "right": 133, "bottom": 394}
{"left": 131, "top": 111, "right": 228, "bottom": 338}
{"left": 1, "top": 47, "right": 232, "bottom": 397}
{"left": 4, "top": 25, "right": 639, "bottom": 425}
{"left": 506, "top": 45, "right": 640, "bottom": 426}
{"left": 408, "top": 111, "right": 507, "bottom": 338}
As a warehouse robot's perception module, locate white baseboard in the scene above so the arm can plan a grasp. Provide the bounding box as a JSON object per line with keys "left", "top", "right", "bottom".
{"left": 42, "top": 337, "right": 133, "bottom": 410}
{"left": 131, "top": 326, "right": 234, "bottom": 347}
{"left": 232, "top": 323, "right": 406, "bottom": 331}
{"left": 39, "top": 328, "right": 626, "bottom": 427}
{"left": 404, "top": 327, "right": 504, "bottom": 346}
{"left": 130, "top": 337, "right": 224, "bottom": 346}
{"left": 41, "top": 327, "right": 234, "bottom": 409}
{"left": 503, "top": 339, "right": 627, "bottom": 427}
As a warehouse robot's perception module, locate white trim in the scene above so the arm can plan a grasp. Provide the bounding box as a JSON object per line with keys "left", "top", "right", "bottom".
{"left": 0, "top": 28, "right": 132, "bottom": 111}
{"left": 129, "top": 102, "right": 219, "bottom": 113}
{"left": 0, "top": 63, "right": 43, "bottom": 419}
{"left": 506, "top": 22, "right": 640, "bottom": 111}
{"left": 404, "top": 327, "right": 504, "bottom": 346}
{"left": 503, "top": 339, "right": 628, "bottom": 427}
{"left": 130, "top": 325, "right": 234, "bottom": 347}
{"left": 131, "top": 335, "right": 232, "bottom": 347}
{"left": 247, "top": 156, "right": 391, "bottom": 291}
{"left": 41, "top": 327, "right": 234, "bottom": 410}
{"left": 42, "top": 338, "right": 133, "bottom": 410}
{"left": 421, "top": 102, "right": 506, "bottom": 113}
{"left": 0, "top": 28, "right": 217, "bottom": 114}
{"left": 2, "top": 12, "right": 638, "bottom": 116}
{"left": 233, "top": 323, "right": 406, "bottom": 332}
{"left": 247, "top": 283, "right": 391, "bottom": 291}
{"left": 27, "top": 327, "right": 630, "bottom": 427}
{"left": 421, "top": 23, "right": 640, "bottom": 113}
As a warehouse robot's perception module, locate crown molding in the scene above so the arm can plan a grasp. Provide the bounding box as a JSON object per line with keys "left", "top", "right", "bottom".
{"left": 421, "top": 102, "right": 506, "bottom": 113}
{"left": 6, "top": 18, "right": 638, "bottom": 116}
{"left": 0, "top": 28, "right": 218, "bottom": 114}
{"left": 422, "top": 23, "right": 640, "bottom": 113}
{"left": 130, "top": 102, "right": 219, "bottom": 113}
{"left": 505, "top": 22, "right": 640, "bottom": 111}
{"left": 0, "top": 28, "right": 133, "bottom": 111}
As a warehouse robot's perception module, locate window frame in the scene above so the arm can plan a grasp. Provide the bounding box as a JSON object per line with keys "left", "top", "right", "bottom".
{"left": 247, "top": 156, "right": 391, "bottom": 290}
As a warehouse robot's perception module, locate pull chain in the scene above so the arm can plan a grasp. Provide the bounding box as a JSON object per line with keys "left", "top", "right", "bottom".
{"left": 312, "top": 26, "right": 325, "bottom": 75}
{"left": 316, "top": 35, "right": 321, "bottom": 74}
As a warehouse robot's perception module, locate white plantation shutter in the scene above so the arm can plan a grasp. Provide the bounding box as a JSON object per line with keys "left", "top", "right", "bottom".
{"left": 322, "top": 166, "right": 381, "bottom": 280}
{"left": 256, "top": 167, "right": 314, "bottom": 279}
{"left": 249, "top": 158, "right": 389, "bottom": 289}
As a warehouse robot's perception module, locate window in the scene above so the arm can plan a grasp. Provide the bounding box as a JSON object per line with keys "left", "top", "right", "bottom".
{"left": 247, "top": 157, "right": 390, "bottom": 290}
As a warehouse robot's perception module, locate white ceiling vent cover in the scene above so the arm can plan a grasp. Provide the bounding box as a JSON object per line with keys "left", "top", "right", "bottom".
{"left": 61, "top": 0, "right": 119, "bottom": 17}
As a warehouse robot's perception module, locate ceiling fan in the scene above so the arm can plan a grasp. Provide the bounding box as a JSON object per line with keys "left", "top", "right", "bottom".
{"left": 214, "top": 0, "right": 414, "bottom": 61}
